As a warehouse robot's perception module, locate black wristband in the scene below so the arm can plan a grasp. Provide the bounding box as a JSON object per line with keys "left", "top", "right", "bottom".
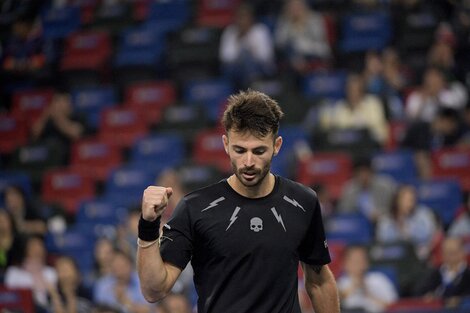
{"left": 138, "top": 215, "right": 161, "bottom": 241}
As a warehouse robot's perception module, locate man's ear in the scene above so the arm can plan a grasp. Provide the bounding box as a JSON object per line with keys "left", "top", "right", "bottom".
{"left": 273, "top": 136, "right": 283, "bottom": 156}
{"left": 222, "top": 134, "right": 229, "bottom": 154}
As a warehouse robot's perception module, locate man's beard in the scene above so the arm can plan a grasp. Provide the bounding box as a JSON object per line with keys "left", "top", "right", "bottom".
{"left": 231, "top": 158, "right": 272, "bottom": 188}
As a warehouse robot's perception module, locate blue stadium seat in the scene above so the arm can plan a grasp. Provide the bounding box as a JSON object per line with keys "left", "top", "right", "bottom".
{"left": 272, "top": 126, "right": 309, "bottom": 178}
{"left": 184, "top": 79, "right": 234, "bottom": 121}
{"left": 76, "top": 198, "right": 127, "bottom": 227}
{"left": 415, "top": 179, "right": 462, "bottom": 226}
{"left": 42, "top": 6, "right": 81, "bottom": 40}
{"left": 104, "top": 165, "right": 157, "bottom": 208}
{"left": 71, "top": 86, "right": 117, "bottom": 129}
{"left": 130, "top": 133, "right": 186, "bottom": 172}
{"left": 372, "top": 150, "right": 417, "bottom": 183}
{"left": 339, "top": 11, "right": 392, "bottom": 53}
{"left": 148, "top": 0, "right": 190, "bottom": 26}
{"left": 325, "top": 213, "right": 372, "bottom": 244}
{"left": 303, "top": 71, "right": 347, "bottom": 101}
{"left": 0, "top": 171, "right": 32, "bottom": 202}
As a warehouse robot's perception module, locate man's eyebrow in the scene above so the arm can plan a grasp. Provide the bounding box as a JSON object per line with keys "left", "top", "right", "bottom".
{"left": 232, "top": 144, "right": 268, "bottom": 149}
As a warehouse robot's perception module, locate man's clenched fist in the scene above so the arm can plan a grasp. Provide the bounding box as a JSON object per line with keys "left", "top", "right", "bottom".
{"left": 141, "top": 186, "right": 173, "bottom": 222}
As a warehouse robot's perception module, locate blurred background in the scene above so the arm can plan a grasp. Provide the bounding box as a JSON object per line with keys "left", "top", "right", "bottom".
{"left": 0, "top": 0, "right": 470, "bottom": 312}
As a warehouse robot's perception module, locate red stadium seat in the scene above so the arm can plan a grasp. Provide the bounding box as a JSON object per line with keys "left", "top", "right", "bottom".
{"left": 196, "top": 0, "right": 241, "bottom": 28}
{"left": 11, "top": 88, "right": 54, "bottom": 125}
{"left": 296, "top": 153, "right": 352, "bottom": 200}
{"left": 98, "top": 107, "right": 148, "bottom": 148}
{"left": 124, "top": 80, "right": 175, "bottom": 125}
{"left": 432, "top": 148, "right": 470, "bottom": 192}
{"left": 0, "top": 286, "right": 34, "bottom": 313}
{"left": 193, "top": 128, "right": 231, "bottom": 174}
{"left": 386, "top": 298, "right": 443, "bottom": 312}
{"left": 41, "top": 168, "right": 95, "bottom": 214}
{"left": 0, "top": 114, "right": 28, "bottom": 154}
{"left": 70, "top": 137, "right": 123, "bottom": 182}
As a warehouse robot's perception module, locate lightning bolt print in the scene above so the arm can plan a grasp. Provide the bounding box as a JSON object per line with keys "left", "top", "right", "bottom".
{"left": 283, "top": 195, "right": 305, "bottom": 212}
{"left": 201, "top": 197, "right": 226, "bottom": 212}
{"left": 226, "top": 206, "right": 241, "bottom": 231}
{"left": 271, "top": 207, "right": 287, "bottom": 232}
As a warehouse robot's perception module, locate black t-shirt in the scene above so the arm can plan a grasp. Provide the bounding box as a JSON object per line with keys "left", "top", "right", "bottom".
{"left": 160, "top": 176, "right": 331, "bottom": 313}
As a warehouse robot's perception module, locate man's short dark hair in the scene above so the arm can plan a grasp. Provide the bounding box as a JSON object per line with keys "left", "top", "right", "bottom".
{"left": 222, "top": 90, "right": 284, "bottom": 138}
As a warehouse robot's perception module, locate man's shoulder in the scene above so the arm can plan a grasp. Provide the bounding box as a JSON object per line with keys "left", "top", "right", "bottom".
{"left": 278, "top": 176, "right": 318, "bottom": 200}
{"left": 180, "top": 180, "right": 228, "bottom": 209}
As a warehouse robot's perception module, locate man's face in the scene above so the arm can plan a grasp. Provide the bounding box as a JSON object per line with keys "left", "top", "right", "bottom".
{"left": 223, "top": 130, "right": 282, "bottom": 188}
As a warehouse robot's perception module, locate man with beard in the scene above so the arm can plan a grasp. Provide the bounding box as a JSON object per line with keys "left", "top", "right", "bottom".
{"left": 136, "top": 90, "right": 339, "bottom": 313}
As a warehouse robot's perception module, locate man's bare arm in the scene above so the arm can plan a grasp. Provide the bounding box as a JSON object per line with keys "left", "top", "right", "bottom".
{"left": 301, "top": 263, "right": 340, "bottom": 313}
{"left": 137, "top": 186, "right": 181, "bottom": 302}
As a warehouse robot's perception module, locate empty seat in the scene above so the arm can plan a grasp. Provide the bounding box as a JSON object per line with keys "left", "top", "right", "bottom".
{"left": 339, "top": 11, "right": 392, "bottom": 53}
{"left": 196, "top": 0, "right": 240, "bottom": 28}
{"left": 303, "top": 71, "right": 347, "bottom": 101}
{"left": 104, "top": 165, "right": 156, "bottom": 208}
{"left": 98, "top": 107, "right": 149, "bottom": 148}
{"left": 11, "top": 88, "right": 54, "bottom": 125}
{"left": 71, "top": 86, "right": 117, "bottom": 129}
{"left": 296, "top": 153, "right": 352, "bottom": 200}
{"left": 124, "top": 81, "right": 176, "bottom": 125}
{"left": 159, "top": 104, "right": 209, "bottom": 138}
{"left": 183, "top": 78, "right": 233, "bottom": 121}
{"left": 372, "top": 150, "right": 417, "bottom": 183}
{"left": 0, "top": 286, "right": 34, "bottom": 313}
{"left": 76, "top": 198, "right": 127, "bottom": 226}
{"left": 0, "top": 114, "right": 28, "bottom": 155}
{"left": 432, "top": 148, "right": 470, "bottom": 192}
{"left": 271, "top": 126, "right": 309, "bottom": 178}
{"left": 70, "top": 137, "right": 122, "bottom": 182}
{"left": 130, "top": 133, "right": 186, "bottom": 172}
{"left": 415, "top": 179, "right": 462, "bottom": 226}
{"left": 325, "top": 213, "right": 373, "bottom": 244}
{"left": 192, "top": 128, "right": 231, "bottom": 174}
{"left": 147, "top": 0, "right": 190, "bottom": 26}
{"left": 41, "top": 168, "right": 95, "bottom": 214}
{"left": 41, "top": 6, "right": 81, "bottom": 40}
{"left": 386, "top": 298, "right": 443, "bottom": 313}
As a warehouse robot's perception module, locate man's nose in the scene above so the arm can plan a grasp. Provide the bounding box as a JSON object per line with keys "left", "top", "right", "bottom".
{"left": 244, "top": 152, "right": 255, "bottom": 167}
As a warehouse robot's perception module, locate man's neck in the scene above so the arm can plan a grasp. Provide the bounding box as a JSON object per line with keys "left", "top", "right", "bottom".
{"left": 228, "top": 173, "right": 275, "bottom": 199}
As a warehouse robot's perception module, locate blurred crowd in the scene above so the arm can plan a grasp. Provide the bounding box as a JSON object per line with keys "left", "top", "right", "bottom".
{"left": 1, "top": 0, "right": 470, "bottom": 313}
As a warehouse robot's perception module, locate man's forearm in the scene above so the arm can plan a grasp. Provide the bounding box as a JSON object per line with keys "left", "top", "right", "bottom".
{"left": 308, "top": 278, "right": 340, "bottom": 313}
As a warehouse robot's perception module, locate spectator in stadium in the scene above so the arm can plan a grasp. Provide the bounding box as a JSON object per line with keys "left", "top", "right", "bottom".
{"left": 92, "top": 237, "right": 115, "bottom": 280}
{"left": 337, "top": 157, "right": 397, "bottom": 223}
{"left": 319, "top": 73, "right": 389, "bottom": 146}
{"left": 275, "top": 0, "right": 331, "bottom": 74}
{"left": 0, "top": 209, "right": 25, "bottom": 282}
{"left": 338, "top": 246, "right": 398, "bottom": 313}
{"left": 414, "top": 237, "right": 470, "bottom": 306}
{"left": 362, "top": 49, "right": 406, "bottom": 121}
{"left": 31, "top": 91, "right": 87, "bottom": 151}
{"left": 115, "top": 208, "right": 140, "bottom": 261}
{"left": 428, "top": 23, "right": 456, "bottom": 73}
{"left": 157, "top": 293, "right": 192, "bottom": 313}
{"left": 376, "top": 185, "right": 441, "bottom": 259}
{"left": 219, "top": 3, "right": 275, "bottom": 88}
{"left": 3, "top": 185, "right": 47, "bottom": 235}
{"left": 94, "top": 249, "right": 151, "bottom": 313}
{"left": 155, "top": 169, "right": 186, "bottom": 224}
{"left": 405, "top": 66, "right": 467, "bottom": 123}
{"left": 448, "top": 192, "right": 470, "bottom": 238}
{"left": 458, "top": 101, "right": 470, "bottom": 147}
{"left": 48, "top": 255, "right": 93, "bottom": 313}
{"left": 4, "top": 235, "right": 58, "bottom": 310}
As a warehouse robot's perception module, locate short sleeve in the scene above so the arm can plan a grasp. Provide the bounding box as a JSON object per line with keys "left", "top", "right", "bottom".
{"left": 298, "top": 198, "right": 331, "bottom": 265}
{"left": 160, "top": 199, "right": 193, "bottom": 270}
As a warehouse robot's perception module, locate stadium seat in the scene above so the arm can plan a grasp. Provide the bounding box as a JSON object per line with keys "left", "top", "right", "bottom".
{"left": 415, "top": 179, "right": 462, "bottom": 226}
{"left": 104, "top": 165, "right": 156, "bottom": 209}
{"left": 177, "top": 163, "right": 223, "bottom": 191}
{"left": 192, "top": 128, "right": 231, "bottom": 174}
{"left": 432, "top": 148, "right": 470, "bottom": 192}
{"left": 386, "top": 298, "right": 443, "bottom": 313}
{"left": 325, "top": 213, "right": 373, "bottom": 244}
{"left": 0, "top": 286, "right": 34, "bottom": 313}
{"left": 0, "top": 114, "right": 28, "bottom": 155}
{"left": 70, "top": 137, "right": 122, "bottom": 182}
{"left": 296, "top": 152, "right": 352, "bottom": 200}
{"left": 303, "top": 70, "right": 347, "bottom": 101}
{"left": 76, "top": 198, "right": 127, "bottom": 227}
{"left": 271, "top": 126, "right": 309, "bottom": 178}
{"left": 147, "top": 0, "right": 190, "bottom": 26}
{"left": 196, "top": 0, "right": 241, "bottom": 28}
{"left": 98, "top": 107, "right": 149, "bottom": 148}
{"left": 0, "top": 171, "right": 32, "bottom": 204}
{"left": 184, "top": 79, "right": 233, "bottom": 122}
{"left": 41, "top": 168, "right": 95, "bottom": 214}
{"left": 11, "top": 88, "right": 54, "bottom": 125}
{"left": 372, "top": 150, "right": 417, "bottom": 183}
{"left": 159, "top": 104, "right": 210, "bottom": 139}
{"left": 130, "top": 133, "right": 186, "bottom": 172}
{"left": 124, "top": 81, "right": 176, "bottom": 125}
{"left": 42, "top": 6, "right": 81, "bottom": 40}
{"left": 339, "top": 11, "right": 392, "bottom": 53}
{"left": 326, "top": 241, "right": 346, "bottom": 278}
{"left": 71, "top": 86, "right": 117, "bottom": 129}
{"left": 9, "top": 141, "right": 67, "bottom": 185}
